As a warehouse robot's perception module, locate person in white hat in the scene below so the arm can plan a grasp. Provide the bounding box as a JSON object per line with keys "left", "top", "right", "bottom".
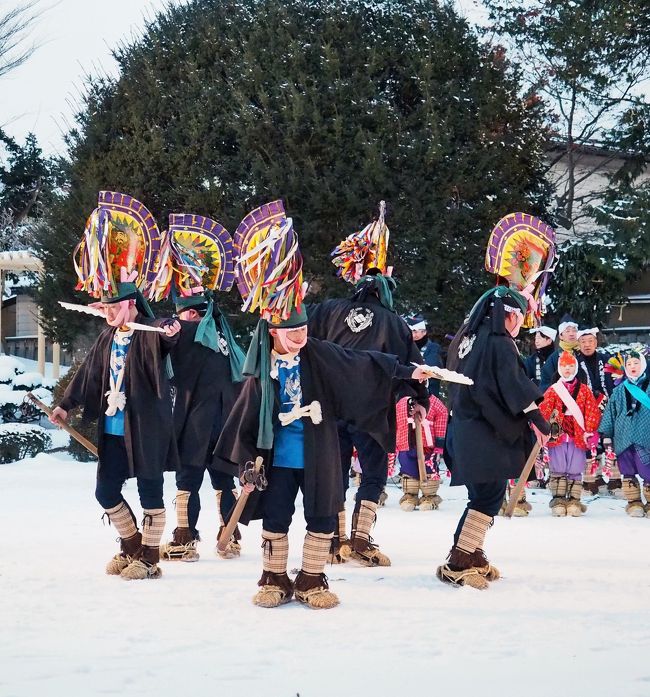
{"left": 524, "top": 325, "right": 557, "bottom": 386}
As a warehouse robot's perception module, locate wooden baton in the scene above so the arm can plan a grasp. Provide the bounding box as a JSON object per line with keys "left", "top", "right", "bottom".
{"left": 216, "top": 456, "right": 263, "bottom": 555}
{"left": 413, "top": 411, "right": 428, "bottom": 485}
{"left": 504, "top": 441, "right": 542, "bottom": 518}
{"left": 26, "top": 392, "right": 99, "bottom": 458}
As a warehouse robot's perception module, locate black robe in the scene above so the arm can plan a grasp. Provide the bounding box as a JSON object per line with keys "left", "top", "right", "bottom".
{"left": 213, "top": 338, "right": 417, "bottom": 523}
{"left": 59, "top": 315, "right": 178, "bottom": 479}
{"left": 446, "top": 319, "right": 543, "bottom": 485}
{"left": 170, "top": 320, "right": 241, "bottom": 467}
{"left": 307, "top": 295, "right": 429, "bottom": 447}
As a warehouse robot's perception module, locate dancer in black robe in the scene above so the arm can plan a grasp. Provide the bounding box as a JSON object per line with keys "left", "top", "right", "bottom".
{"left": 214, "top": 307, "right": 431, "bottom": 608}
{"left": 51, "top": 283, "right": 180, "bottom": 580}
{"left": 160, "top": 293, "right": 245, "bottom": 561}
{"left": 437, "top": 286, "right": 550, "bottom": 589}
{"left": 308, "top": 272, "right": 429, "bottom": 566}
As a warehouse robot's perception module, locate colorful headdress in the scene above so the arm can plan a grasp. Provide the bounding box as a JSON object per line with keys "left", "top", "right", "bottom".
{"left": 331, "top": 200, "right": 389, "bottom": 283}
{"left": 168, "top": 212, "right": 243, "bottom": 380}
{"left": 234, "top": 200, "right": 304, "bottom": 325}
{"left": 74, "top": 191, "right": 171, "bottom": 304}
{"left": 558, "top": 350, "right": 579, "bottom": 381}
{"left": 485, "top": 212, "right": 556, "bottom": 328}
{"left": 169, "top": 213, "right": 235, "bottom": 297}
{"left": 235, "top": 201, "right": 306, "bottom": 449}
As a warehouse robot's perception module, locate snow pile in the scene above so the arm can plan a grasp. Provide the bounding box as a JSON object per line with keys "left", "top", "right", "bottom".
{"left": 0, "top": 354, "right": 25, "bottom": 383}
{"left": 2, "top": 454, "right": 650, "bottom": 697}
{"left": 11, "top": 371, "right": 44, "bottom": 389}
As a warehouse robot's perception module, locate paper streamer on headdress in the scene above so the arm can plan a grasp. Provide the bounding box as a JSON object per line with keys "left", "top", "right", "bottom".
{"left": 168, "top": 213, "right": 235, "bottom": 295}
{"left": 485, "top": 212, "right": 556, "bottom": 328}
{"left": 234, "top": 200, "right": 304, "bottom": 324}
{"left": 73, "top": 191, "right": 171, "bottom": 302}
{"left": 331, "top": 200, "right": 389, "bottom": 284}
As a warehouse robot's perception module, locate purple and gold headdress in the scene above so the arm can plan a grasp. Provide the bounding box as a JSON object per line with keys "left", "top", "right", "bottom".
{"left": 485, "top": 212, "right": 556, "bottom": 327}
{"left": 168, "top": 213, "right": 235, "bottom": 297}
{"left": 73, "top": 191, "right": 171, "bottom": 302}
{"left": 234, "top": 200, "right": 304, "bottom": 324}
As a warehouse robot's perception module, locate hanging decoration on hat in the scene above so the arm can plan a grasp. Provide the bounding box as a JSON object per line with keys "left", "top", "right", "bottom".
{"left": 331, "top": 200, "right": 390, "bottom": 284}
{"left": 73, "top": 190, "right": 171, "bottom": 303}
{"left": 234, "top": 199, "right": 304, "bottom": 325}
{"left": 485, "top": 212, "right": 556, "bottom": 328}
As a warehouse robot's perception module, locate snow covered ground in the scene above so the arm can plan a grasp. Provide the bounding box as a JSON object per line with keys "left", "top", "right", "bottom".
{"left": 2, "top": 453, "right": 650, "bottom": 697}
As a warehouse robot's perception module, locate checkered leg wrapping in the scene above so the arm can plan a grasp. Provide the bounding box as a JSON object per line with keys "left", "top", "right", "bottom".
{"left": 262, "top": 530, "right": 289, "bottom": 574}
{"left": 105, "top": 501, "right": 138, "bottom": 540}
{"left": 457, "top": 509, "right": 492, "bottom": 554}
{"left": 174, "top": 491, "right": 190, "bottom": 529}
{"left": 142, "top": 509, "right": 166, "bottom": 548}
{"left": 301, "top": 532, "right": 334, "bottom": 575}
{"left": 622, "top": 478, "right": 641, "bottom": 503}
{"left": 353, "top": 500, "right": 378, "bottom": 542}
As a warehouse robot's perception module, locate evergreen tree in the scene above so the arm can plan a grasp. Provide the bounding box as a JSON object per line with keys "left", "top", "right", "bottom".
{"left": 35, "top": 0, "right": 551, "bottom": 346}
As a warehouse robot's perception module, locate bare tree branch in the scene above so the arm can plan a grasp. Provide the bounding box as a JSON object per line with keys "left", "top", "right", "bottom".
{"left": 0, "top": 1, "right": 40, "bottom": 79}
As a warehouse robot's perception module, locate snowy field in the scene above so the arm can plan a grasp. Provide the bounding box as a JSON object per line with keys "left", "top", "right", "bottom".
{"left": 2, "top": 452, "right": 650, "bottom": 697}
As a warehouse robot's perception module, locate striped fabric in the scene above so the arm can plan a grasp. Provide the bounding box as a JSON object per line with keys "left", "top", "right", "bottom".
{"left": 175, "top": 491, "right": 191, "bottom": 529}
{"left": 420, "top": 479, "right": 440, "bottom": 496}
{"left": 567, "top": 478, "right": 582, "bottom": 501}
{"left": 105, "top": 500, "right": 138, "bottom": 540}
{"left": 142, "top": 508, "right": 166, "bottom": 548}
{"left": 337, "top": 510, "right": 347, "bottom": 540}
{"left": 301, "top": 532, "right": 334, "bottom": 575}
{"left": 262, "top": 530, "right": 289, "bottom": 574}
{"left": 401, "top": 476, "right": 420, "bottom": 496}
{"left": 622, "top": 478, "right": 641, "bottom": 503}
{"left": 457, "top": 509, "right": 492, "bottom": 554}
{"left": 353, "top": 500, "right": 378, "bottom": 542}
{"left": 549, "top": 476, "right": 568, "bottom": 498}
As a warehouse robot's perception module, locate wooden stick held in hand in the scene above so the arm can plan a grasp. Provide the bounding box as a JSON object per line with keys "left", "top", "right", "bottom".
{"left": 26, "top": 392, "right": 98, "bottom": 458}
{"left": 413, "top": 412, "right": 428, "bottom": 485}
{"left": 504, "top": 442, "right": 542, "bottom": 518}
{"left": 217, "top": 456, "right": 264, "bottom": 555}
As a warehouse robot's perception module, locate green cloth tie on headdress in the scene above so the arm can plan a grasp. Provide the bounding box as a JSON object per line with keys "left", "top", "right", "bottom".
{"left": 243, "top": 319, "right": 273, "bottom": 449}
{"left": 355, "top": 274, "right": 396, "bottom": 311}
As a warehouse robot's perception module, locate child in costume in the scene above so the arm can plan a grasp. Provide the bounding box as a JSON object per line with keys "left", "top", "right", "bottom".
{"left": 395, "top": 395, "right": 447, "bottom": 511}
{"left": 575, "top": 326, "right": 619, "bottom": 496}
{"left": 599, "top": 351, "right": 650, "bottom": 517}
{"left": 158, "top": 213, "right": 246, "bottom": 562}
{"left": 213, "top": 201, "right": 432, "bottom": 609}
{"left": 539, "top": 351, "right": 601, "bottom": 517}
{"left": 51, "top": 191, "right": 180, "bottom": 580}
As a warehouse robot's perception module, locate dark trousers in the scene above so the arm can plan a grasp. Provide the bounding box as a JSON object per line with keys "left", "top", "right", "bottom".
{"left": 338, "top": 422, "right": 388, "bottom": 504}
{"left": 452, "top": 480, "right": 507, "bottom": 545}
{"left": 176, "top": 464, "right": 236, "bottom": 533}
{"left": 95, "top": 435, "right": 164, "bottom": 510}
{"left": 263, "top": 467, "right": 337, "bottom": 535}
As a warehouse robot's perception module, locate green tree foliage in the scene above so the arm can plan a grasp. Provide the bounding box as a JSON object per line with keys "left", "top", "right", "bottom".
{"left": 0, "top": 131, "right": 58, "bottom": 229}
{"left": 35, "top": 0, "right": 551, "bottom": 345}
{"left": 550, "top": 240, "right": 627, "bottom": 326}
